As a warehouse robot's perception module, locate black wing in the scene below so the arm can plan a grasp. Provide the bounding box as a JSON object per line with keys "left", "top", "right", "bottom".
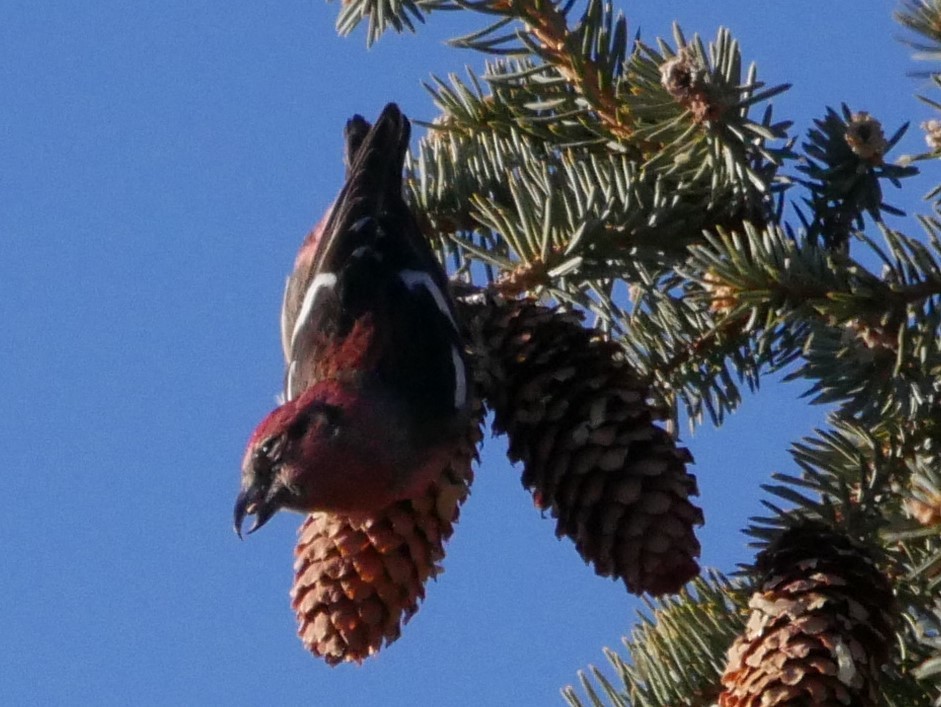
{"left": 281, "top": 104, "right": 467, "bottom": 417}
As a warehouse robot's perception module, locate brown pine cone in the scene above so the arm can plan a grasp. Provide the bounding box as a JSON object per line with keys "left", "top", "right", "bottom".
{"left": 290, "top": 405, "right": 481, "bottom": 664}
{"left": 458, "top": 293, "right": 702, "bottom": 596}
{"left": 719, "top": 522, "right": 895, "bottom": 706}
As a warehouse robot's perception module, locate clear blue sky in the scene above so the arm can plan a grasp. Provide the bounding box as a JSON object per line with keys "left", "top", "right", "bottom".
{"left": 1, "top": 1, "right": 932, "bottom": 705}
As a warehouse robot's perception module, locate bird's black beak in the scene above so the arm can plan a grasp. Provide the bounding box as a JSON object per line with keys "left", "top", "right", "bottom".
{"left": 233, "top": 484, "right": 277, "bottom": 539}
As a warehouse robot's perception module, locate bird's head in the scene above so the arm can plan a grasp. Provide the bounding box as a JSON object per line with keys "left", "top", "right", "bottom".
{"left": 233, "top": 384, "right": 346, "bottom": 538}
{"left": 234, "top": 377, "right": 433, "bottom": 538}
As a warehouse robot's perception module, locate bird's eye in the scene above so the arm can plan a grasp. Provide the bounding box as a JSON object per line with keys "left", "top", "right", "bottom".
{"left": 318, "top": 403, "right": 343, "bottom": 428}
{"left": 256, "top": 436, "right": 280, "bottom": 463}
{"left": 252, "top": 437, "right": 280, "bottom": 476}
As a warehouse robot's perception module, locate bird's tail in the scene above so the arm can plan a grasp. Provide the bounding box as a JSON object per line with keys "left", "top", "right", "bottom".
{"left": 338, "top": 102, "right": 409, "bottom": 224}
{"left": 311, "top": 103, "right": 415, "bottom": 273}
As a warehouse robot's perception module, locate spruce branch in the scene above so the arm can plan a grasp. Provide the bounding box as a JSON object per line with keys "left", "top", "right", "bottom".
{"left": 745, "top": 420, "right": 901, "bottom": 548}
{"left": 897, "top": 0, "right": 941, "bottom": 64}
{"left": 905, "top": 602, "right": 941, "bottom": 694}
{"left": 795, "top": 105, "right": 917, "bottom": 252}
{"left": 676, "top": 222, "right": 941, "bottom": 427}
{"left": 333, "top": 0, "right": 458, "bottom": 45}
{"left": 324, "top": 0, "right": 941, "bottom": 701}
{"left": 450, "top": 0, "right": 637, "bottom": 141}
{"left": 563, "top": 572, "right": 748, "bottom": 707}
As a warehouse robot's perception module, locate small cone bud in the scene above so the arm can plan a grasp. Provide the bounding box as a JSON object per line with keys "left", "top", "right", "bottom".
{"left": 291, "top": 405, "right": 481, "bottom": 664}
{"left": 903, "top": 463, "right": 941, "bottom": 529}
{"left": 844, "top": 111, "right": 887, "bottom": 164}
{"left": 659, "top": 47, "right": 722, "bottom": 122}
{"left": 459, "top": 294, "right": 702, "bottom": 596}
{"left": 719, "top": 522, "right": 895, "bottom": 706}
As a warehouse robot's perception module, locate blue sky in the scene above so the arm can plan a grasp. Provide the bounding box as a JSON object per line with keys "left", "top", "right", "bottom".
{"left": 1, "top": 1, "right": 934, "bottom": 705}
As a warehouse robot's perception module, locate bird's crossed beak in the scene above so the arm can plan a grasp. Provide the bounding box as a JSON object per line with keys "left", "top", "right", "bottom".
{"left": 233, "top": 483, "right": 278, "bottom": 539}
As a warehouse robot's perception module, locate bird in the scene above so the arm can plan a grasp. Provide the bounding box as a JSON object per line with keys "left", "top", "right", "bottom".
{"left": 234, "top": 103, "right": 470, "bottom": 538}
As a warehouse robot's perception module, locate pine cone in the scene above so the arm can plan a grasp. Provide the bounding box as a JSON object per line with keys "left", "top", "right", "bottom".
{"left": 459, "top": 293, "right": 702, "bottom": 596}
{"left": 291, "top": 406, "right": 481, "bottom": 664}
{"left": 719, "top": 522, "right": 895, "bottom": 706}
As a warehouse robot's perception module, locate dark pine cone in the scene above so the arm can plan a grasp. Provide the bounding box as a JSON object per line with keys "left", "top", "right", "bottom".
{"left": 459, "top": 293, "right": 702, "bottom": 596}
